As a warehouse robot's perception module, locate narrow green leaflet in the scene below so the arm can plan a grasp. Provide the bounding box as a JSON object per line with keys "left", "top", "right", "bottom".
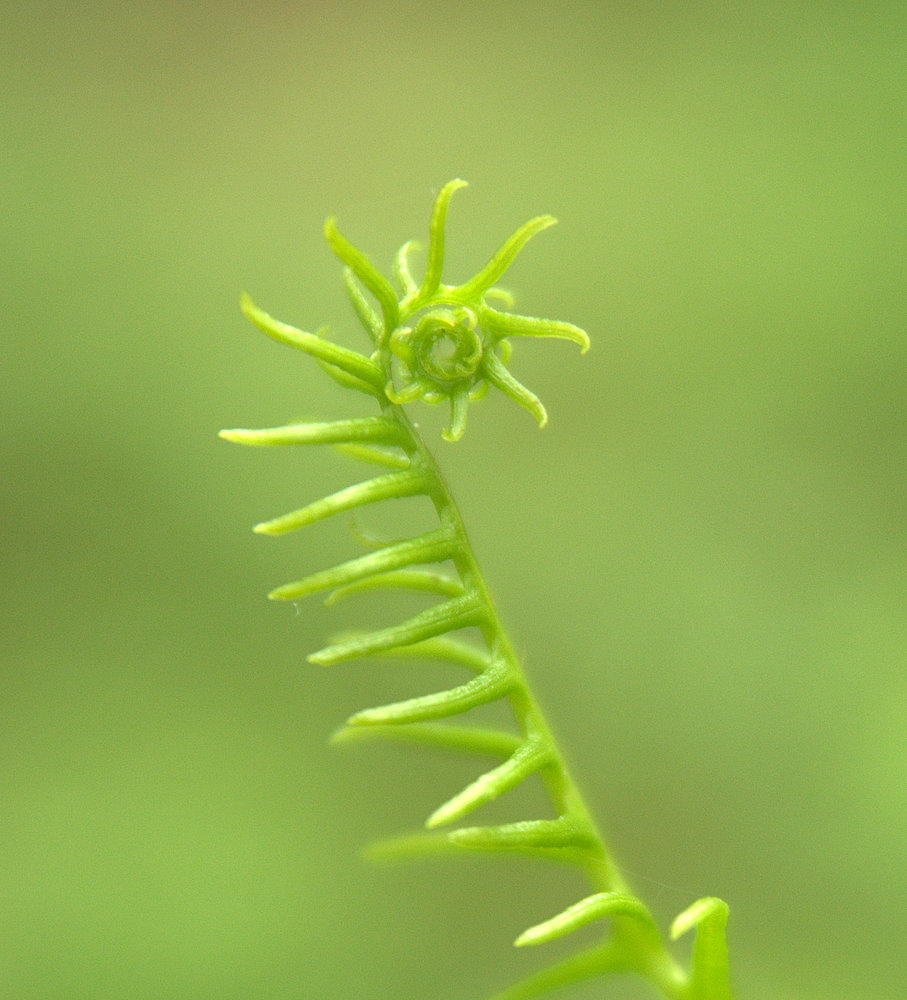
{"left": 452, "top": 215, "right": 557, "bottom": 302}
{"left": 479, "top": 302, "right": 591, "bottom": 353}
{"left": 488, "top": 944, "right": 624, "bottom": 1000}
{"left": 393, "top": 239, "right": 421, "bottom": 297}
{"left": 343, "top": 267, "right": 382, "bottom": 340}
{"left": 449, "top": 816, "right": 596, "bottom": 852}
{"left": 268, "top": 527, "right": 459, "bottom": 601}
{"left": 481, "top": 349, "right": 548, "bottom": 426}
{"left": 324, "top": 569, "right": 464, "bottom": 605}
{"left": 671, "top": 898, "right": 732, "bottom": 1000}
{"left": 426, "top": 736, "right": 552, "bottom": 828}
{"left": 515, "top": 892, "right": 657, "bottom": 948}
{"left": 323, "top": 217, "right": 399, "bottom": 335}
{"left": 443, "top": 383, "right": 471, "bottom": 442}
{"left": 316, "top": 357, "right": 383, "bottom": 397}
{"left": 219, "top": 416, "right": 409, "bottom": 448}
{"left": 330, "top": 723, "right": 522, "bottom": 759}
{"left": 362, "top": 636, "right": 491, "bottom": 672}
{"left": 421, "top": 177, "right": 468, "bottom": 299}
{"left": 344, "top": 658, "right": 513, "bottom": 725}
{"left": 331, "top": 442, "right": 411, "bottom": 469}
{"left": 253, "top": 470, "right": 433, "bottom": 535}
{"left": 311, "top": 593, "right": 487, "bottom": 667}
{"left": 240, "top": 293, "right": 384, "bottom": 388}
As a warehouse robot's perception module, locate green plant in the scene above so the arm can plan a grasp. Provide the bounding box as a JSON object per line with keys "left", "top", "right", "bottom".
{"left": 221, "top": 181, "right": 733, "bottom": 1000}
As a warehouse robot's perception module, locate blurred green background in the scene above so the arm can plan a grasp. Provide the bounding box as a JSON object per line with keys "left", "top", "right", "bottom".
{"left": 2, "top": 3, "right": 904, "bottom": 998}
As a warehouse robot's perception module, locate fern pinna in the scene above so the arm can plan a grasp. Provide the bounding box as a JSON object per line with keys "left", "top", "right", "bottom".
{"left": 221, "top": 180, "right": 733, "bottom": 1000}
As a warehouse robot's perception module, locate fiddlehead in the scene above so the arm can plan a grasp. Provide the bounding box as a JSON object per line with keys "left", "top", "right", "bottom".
{"left": 221, "top": 181, "right": 733, "bottom": 1000}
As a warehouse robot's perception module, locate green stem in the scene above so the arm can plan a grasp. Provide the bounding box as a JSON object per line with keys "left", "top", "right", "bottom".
{"left": 394, "top": 405, "right": 689, "bottom": 1000}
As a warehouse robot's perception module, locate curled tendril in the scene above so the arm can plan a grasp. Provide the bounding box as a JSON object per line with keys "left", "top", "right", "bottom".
{"left": 326, "top": 179, "right": 590, "bottom": 440}
{"left": 393, "top": 307, "right": 484, "bottom": 389}
{"left": 387, "top": 305, "right": 508, "bottom": 440}
{"left": 238, "top": 180, "right": 589, "bottom": 441}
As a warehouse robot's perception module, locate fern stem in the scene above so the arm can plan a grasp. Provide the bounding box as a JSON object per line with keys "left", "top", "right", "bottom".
{"left": 390, "top": 405, "right": 690, "bottom": 998}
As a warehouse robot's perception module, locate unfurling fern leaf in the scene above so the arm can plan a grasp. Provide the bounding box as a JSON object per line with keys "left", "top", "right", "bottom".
{"left": 221, "top": 181, "right": 733, "bottom": 1000}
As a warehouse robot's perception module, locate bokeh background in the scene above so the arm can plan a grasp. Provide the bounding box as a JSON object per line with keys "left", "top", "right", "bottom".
{"left": 2, "top": 3, "right": 904, "bottom": 998}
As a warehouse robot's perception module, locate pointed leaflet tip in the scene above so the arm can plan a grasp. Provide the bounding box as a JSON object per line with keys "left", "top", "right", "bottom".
{"left": 268, "top": 526, "right": 459, "bottom": 601}
{"left": 323, "top": 216, "right": 399, "bottom": 335}
{"left": 670, "top": 898, "right": 732, "bottom": 1000}
{"left": 422, "top": 179, "right": 469, "bottom": 298}
{"left": 453, "top": 214, "right": 557, "bottom": 302}
{"left": 441, "top": 385, "right": 470, "bottom": 442}
{"left": 425, "top": 736, "right": 551, "bottom": 828}
{"left": 218, "top": 417, "right": 411, "bottom": 448}
{"left": 218, "top": 428, "right": 248, "bottom": 443}
{"left": 362, "top": 832, "right": 468, "bottom": 864}
{"left": 670, "top": 897, "right": 729, "bottom": 941}
{"left": 481, "top": 350, "right": 548, "bottom": 427}
{"left": 449, "top": 815, "right": 595, "bottom": 852}
{"left": 251, "top": 469, "right": 432, "bottom": 536}
{"left": 239, "top": 293, "right": 384, "bottom": 388}
{"left": 514, "top": 892, "right": 656, "bottom": 948}
{"left": 312, "top": 593, "right": 486, "bottom": 667}
{"left": 479, "top": 303, "right": 591, "bottom": 354}
{"left": 344, "top": 658, "right": 512, "bottom": 725}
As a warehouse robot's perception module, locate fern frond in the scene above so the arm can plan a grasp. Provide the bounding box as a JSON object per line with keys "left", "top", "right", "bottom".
{"left": 324, "top": 569, "right": 464, "bottom": 605}
{"left": 323, "top": 217, "right": 399, "bottom": 336}
{"left": 420, "top": 177, "right": 468, "bottom": 300}
{"left": 219, "top": 416, "right": 408, "bottom": 448}
{"left": 268, "top": 527, "right": 459, "bottom": 601}
{"left": 671, "top": 898, "right": 732, "bottom": 1000}
{"left": 426, "top": 736, "right": 553, "bottom": 828}
{"left": 342, "top": 267, "right": 382, "bottom": 341}
{"left": 253, "top": 470, "right": 433, "bottom": 535}
{"left": 330, "top": 723, "right": 522, "bottom": 759}
{"left": 331, "top": 442, "right": 411, "bottom": 469}
{"left": 451, "top": 214, "right": 557, "bottom": 302}
{"left": 515, "top": 892, "right": 658, "bottom": 948}
{"left": 344, "top": 655, "right": 513, "bottom": 725}
{"left": 240, "top": 293, "right": 384, "bottom": 388}
{"left": 393, "top": 239, "right": 422, "bottom": 298}
{"left": 222, "top": 181, "right": 733, "bottom": 1000}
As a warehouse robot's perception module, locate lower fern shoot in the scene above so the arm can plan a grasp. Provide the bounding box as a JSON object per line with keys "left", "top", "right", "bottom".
{"left": 221, "top": 180, "right": 733, "bottom": 1000}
